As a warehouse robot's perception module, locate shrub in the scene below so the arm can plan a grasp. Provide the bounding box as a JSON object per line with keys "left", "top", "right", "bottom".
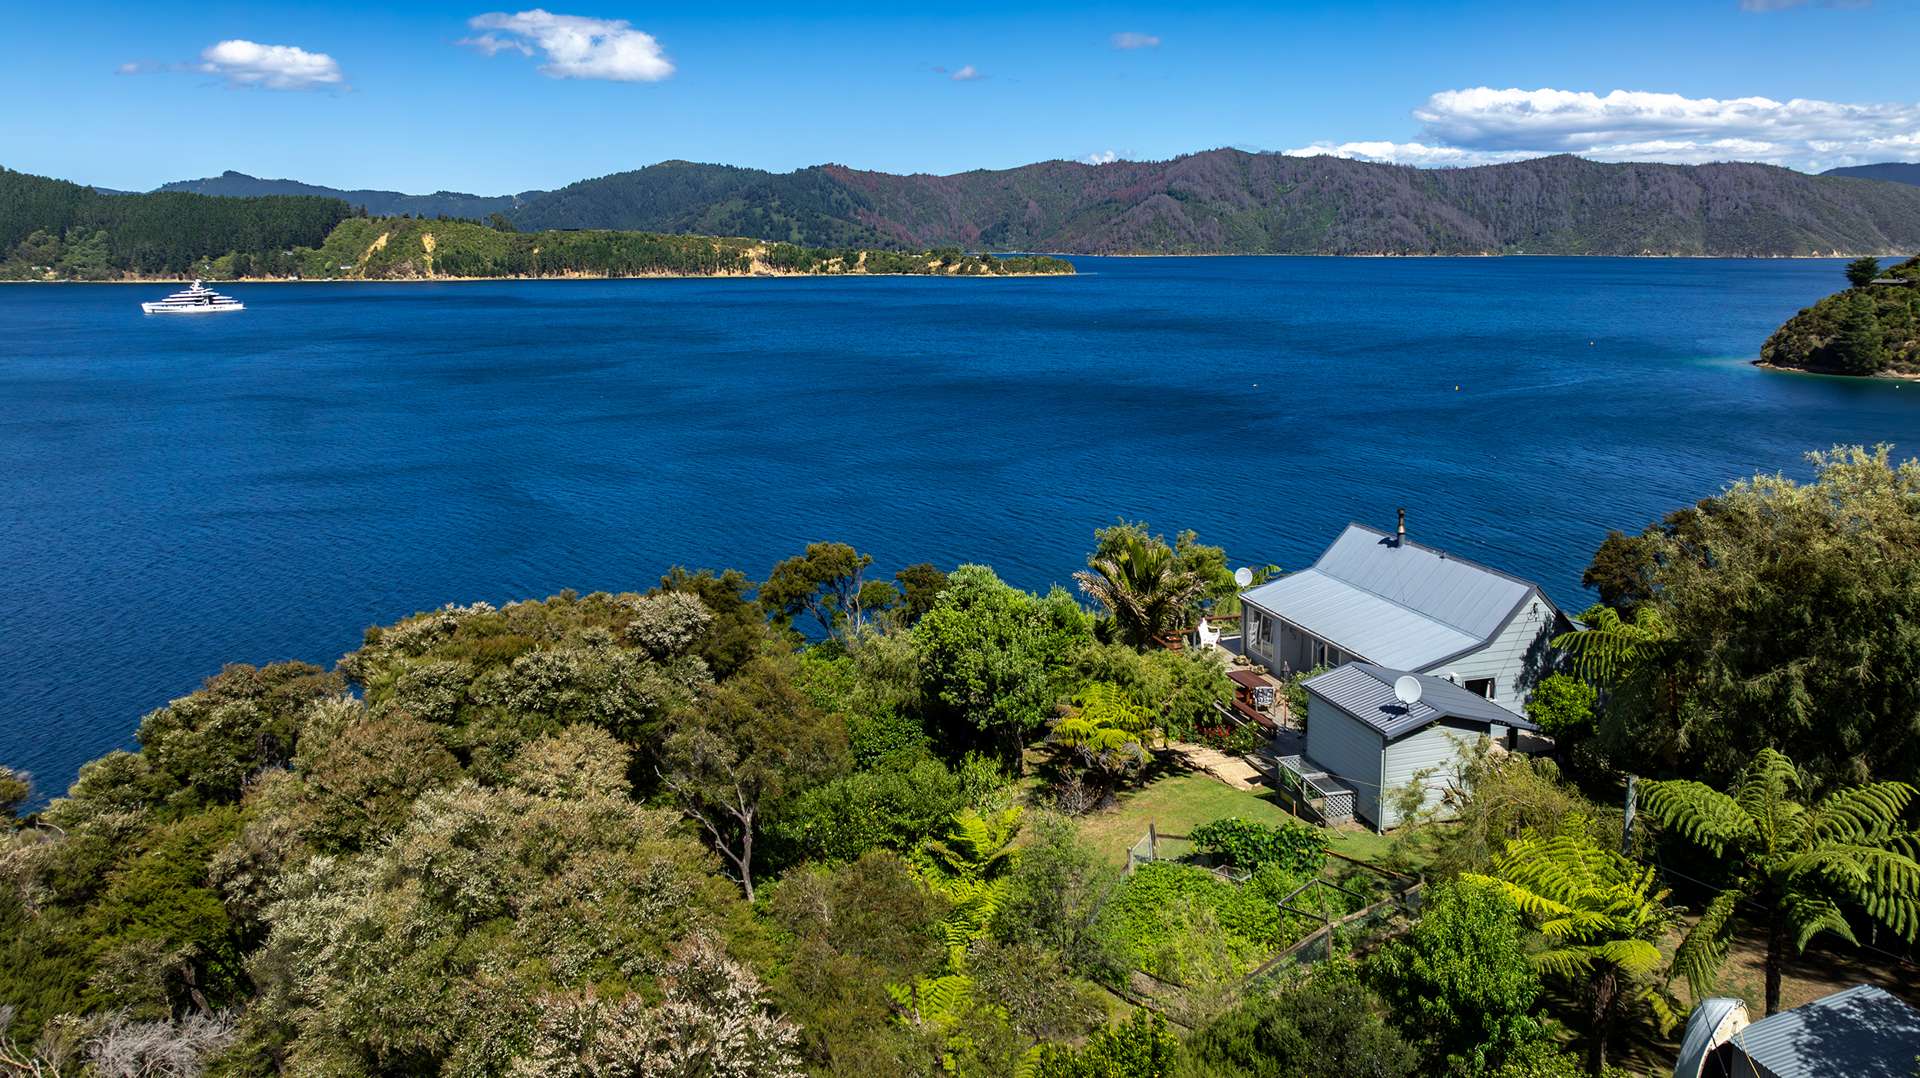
{"left": 1180, "top": 961, "right": 1416, "bottom": 1078}
{"left": 1093, "top": 863, "right": 1289, "bottom": 979}
{"left": 1190, "top": 816, "right": 1329, "bottom": 876}
{"left": 1029, "top": 1010, "right": 1179, "bottom": 1078}
{"left": 1366, "top": 879, "right": 1550, "bottom": 1076}
{"left": 1524, "top": 674, "right": 1596, "bottom": 739}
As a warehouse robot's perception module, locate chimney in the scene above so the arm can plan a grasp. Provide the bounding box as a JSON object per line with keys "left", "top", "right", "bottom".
{"left": 1396, "top": 507, "right": 1406, "bottom": 545}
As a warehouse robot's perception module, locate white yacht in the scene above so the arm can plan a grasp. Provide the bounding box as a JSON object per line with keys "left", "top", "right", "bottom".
{"left": 141, "top": 280, "right": 244, "bottom": 314}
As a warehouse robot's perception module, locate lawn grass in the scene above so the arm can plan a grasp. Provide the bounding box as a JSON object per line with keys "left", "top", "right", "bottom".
{"left": 1067, "top": 767, "right": 1423, "bottom": 872}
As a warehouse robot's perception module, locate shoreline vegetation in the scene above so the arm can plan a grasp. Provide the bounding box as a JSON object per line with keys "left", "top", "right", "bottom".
{"left": 0, "top": 167, "right": 1071, "bottom": 282}
{"left": 5, "top": 459, "right": 1920, "bottom": 1077}
{"left": 1757, "top": 255, "right": 1920, "bottom": 377}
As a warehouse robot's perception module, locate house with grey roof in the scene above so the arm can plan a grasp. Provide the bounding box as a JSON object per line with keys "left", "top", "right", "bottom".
{"left": 1282, "top": 663, "right": 1542, "bottom": 829}
{"left": 1674, "top": 984, "right": 1920, "bottom": 1078}
{"left": 1238, "top": 513, "right": 1569, "bottom": 716}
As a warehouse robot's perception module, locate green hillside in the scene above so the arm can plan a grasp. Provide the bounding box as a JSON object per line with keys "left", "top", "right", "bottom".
{"left": 501, "top": 151, "right": 1920, "bottom": 256}
{"left": 298, "top": 217, "right": 1071, "bottom": 279}
{"left": 0, "top": 167, "right": 351, "bottom": 279}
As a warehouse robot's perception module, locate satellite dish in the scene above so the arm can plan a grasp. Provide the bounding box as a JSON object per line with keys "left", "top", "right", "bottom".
{"left": 1233, "top": 567, "right": 1254, "bottom": 587}
{"left": 1393, "top": 676, "right": 1422, "bottom": 708}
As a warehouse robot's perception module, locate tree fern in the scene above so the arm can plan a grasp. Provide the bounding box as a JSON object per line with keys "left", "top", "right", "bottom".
{"left": 1467, "top": 819, "right": 1677, "bottom": 1073}
{"left": 1640, "top": 748, "right": 1920, "bottom": 1014}
{"left": 1553, "top": 604, "right": 1670, "bottom": 685}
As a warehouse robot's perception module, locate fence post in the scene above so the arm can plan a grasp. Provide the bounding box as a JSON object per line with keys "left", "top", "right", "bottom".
{"left": 1148, "top": 822, "right": 1158, "bottom": 863}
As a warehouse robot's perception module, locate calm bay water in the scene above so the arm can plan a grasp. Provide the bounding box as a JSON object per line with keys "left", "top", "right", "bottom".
{"left": 4, "top": 256, "right": 1918, "bottom": 796}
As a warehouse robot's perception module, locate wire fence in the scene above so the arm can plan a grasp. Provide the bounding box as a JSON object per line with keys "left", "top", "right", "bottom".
{"left": 1113, "top": 823, "right": 1426, "bottom": 1025}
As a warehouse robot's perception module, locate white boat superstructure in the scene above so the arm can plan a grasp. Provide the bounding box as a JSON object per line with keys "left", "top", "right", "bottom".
{"left": 141, "top": 281, "right": 244, "bottom": 314}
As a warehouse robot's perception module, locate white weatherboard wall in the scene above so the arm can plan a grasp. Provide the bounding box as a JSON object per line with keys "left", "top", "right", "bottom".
{"left": 1303, "top": 696, "right": 1385, "bottom": 827}
{"left": 1378, "top": 721, "right": 1483, "bottom": 829}
{"left": 1420, "top": 594, "right": 1558, "bottom": 715}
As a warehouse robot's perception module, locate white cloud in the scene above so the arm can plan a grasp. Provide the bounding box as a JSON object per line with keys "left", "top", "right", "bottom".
{"left": 462, "top": 9, "right": 673, "bottom": 82}
{"left": 1294, "top": 86, "right": 1920, "bottom": 170}
{"left": 950, "top": 64, "right": 982, "bottom": 82}
{"left": 197, "top": 40, "right": 343, "bottom": 90}
{"left": 1283, "top": 140, "right": 1536, "bottom": 167}
{"left": 1083, "top": 150, "right": 1120, "bottom": 165}
{"left": 1111, "top": 31, "right": 1161, "bottom": 49}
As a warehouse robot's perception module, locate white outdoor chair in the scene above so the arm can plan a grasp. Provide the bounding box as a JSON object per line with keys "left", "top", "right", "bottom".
{"left": 1195, "top": 618, "right": 1221, "bottom": 650}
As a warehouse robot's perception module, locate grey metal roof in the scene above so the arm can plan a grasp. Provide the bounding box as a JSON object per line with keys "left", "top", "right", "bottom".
{"left": 1303, "top": 662, "right": 1539, "bottom": 740}
{"left": 1673, "top": 998, "right": 1746, "bottom": 1078}
{"left": 1727, "top": 985, "right": 1920, "bottom": 1078}
{"left": 1240, "top": 523, "right": 1543, "bottom": 670}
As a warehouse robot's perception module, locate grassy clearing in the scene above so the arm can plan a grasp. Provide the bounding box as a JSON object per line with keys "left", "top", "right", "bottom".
{"left": 1062, "top": 767, "right": 1422, "bottom": 872}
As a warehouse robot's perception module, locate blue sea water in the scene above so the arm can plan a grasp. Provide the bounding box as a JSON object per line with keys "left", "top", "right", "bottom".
{"left": 4, "top": 256, "right": 1918, "bottom": 797}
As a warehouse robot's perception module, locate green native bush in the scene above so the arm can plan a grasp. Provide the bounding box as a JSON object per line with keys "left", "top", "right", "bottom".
{"left": 1191, "top": 816, "right": 1330, "bottom": 876}
{"left": 1180, "top": 960, "right": 1417, "bottom": 1078}
{"left": 1093, "top": 863, "right": 1290, "bottom": 980}
{"left": 1027, "top": 1010, "right": 1180, "bottom": 1078}
{"left": 1366, "top": 879, "right": 1553, "bottom": 1077}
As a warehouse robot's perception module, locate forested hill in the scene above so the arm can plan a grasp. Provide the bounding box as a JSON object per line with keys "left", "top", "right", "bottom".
{"left": 1822, "top": 162, "right": 1920, "bottom": 187}
{"left": 301, "top": 217, "right": 1072, "bottom": 279}
{"left": 508, "top": 151, "right": 1920, "bottom": 256}
{"left": 0, "top": 167, "right": 1071, "bottom": 280}
{"left": 156, "top": 170, "right": 545, "bottom": 220}
{"left": 0, "top": 167, "right": 350, "bottom": 277}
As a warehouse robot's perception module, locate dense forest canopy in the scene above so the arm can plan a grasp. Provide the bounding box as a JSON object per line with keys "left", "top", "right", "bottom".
{"left": 64, "top": 151, "right": 1920, "bottom": 257}
{"left": 507, "top": 152, "right": 1920, "bottom": 256}
{"left": 4, "top": 460, "right": 1918, "bottom": 1077}
{"left": 155, "top": 171, "right": 543, "bottom": 221}
{"left": 0, "top": 168, "right": 350, "bottom": 278}
{"left": 0, "top": 167, "right": 1071, "bottom": 281}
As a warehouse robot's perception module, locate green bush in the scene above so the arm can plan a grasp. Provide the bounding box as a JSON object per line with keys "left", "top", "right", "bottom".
{"left": 1094, "top": 863, "right": 1290, "bottom": 979}
{"left": 1523, "top": 674, "right": 1596, "bottom": 739}
{"left": 1191, "top": 816, "right": 1329, "bottom": 875}
{"left": 1180, "top": 961, "right": 1416, "bottom": 1078}
{"left": 1030, "top": 1010, "right": 1180, "bottom": 1077}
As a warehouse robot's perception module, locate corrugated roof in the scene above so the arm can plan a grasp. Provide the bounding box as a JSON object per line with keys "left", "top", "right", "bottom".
{"left": 1240, "top": 523, "right": 1540, "bottom": 670}
{"left": 1304, "top": 662, "right": 1539, "bottom": 740}
{"left": 1727, "top": 985, "right": 1920, "bottom": 1078}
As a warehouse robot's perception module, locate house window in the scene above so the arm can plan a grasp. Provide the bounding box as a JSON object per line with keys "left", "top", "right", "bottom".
{"left": 1465, "top": 678, "right": 1496, "bottom": 700}
{"left": 1247, "top": 611, "right": 1267, "bottom": 656}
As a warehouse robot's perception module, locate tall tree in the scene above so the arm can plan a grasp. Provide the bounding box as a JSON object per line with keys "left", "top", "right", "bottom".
{"left": 1830, "top": 290, "right": 1889, "bottom": 374}
{"left": 1074, "top": 524, "right": 1212, "bottom": 649}
{"left": 1640, "top": 749, "right": 1919, "bottom": 1015}
{"left": 661, "top": 656, "right": 847, "bottom": 900}
{"left": 913, "top": 565, "right": 1092, "bottom": 769}
{"left": 1845, "top": 255, "right": 1881, "bottom": 289}
{"left": 762, "top": 542, "right": 895, "bottom": 643}
{"left": 1579, "top": 447, "right": 1920, "bottom": 788}
{"left": 1468, "top": 823, "right": 1676, "bottom": 1075}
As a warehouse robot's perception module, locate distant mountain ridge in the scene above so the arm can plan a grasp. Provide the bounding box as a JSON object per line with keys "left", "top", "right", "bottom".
{"left": 131, "top": 154, "right": 1920, "bottom": 256}
{"left": 154, "top": 171, "right": 545, "bottom": 220}
{"left": 1822, "top": 163, "right": 1920, "bottom": 187}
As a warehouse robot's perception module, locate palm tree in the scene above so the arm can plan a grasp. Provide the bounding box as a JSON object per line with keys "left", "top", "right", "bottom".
{"left": 1468, "top": 822, "right": 1677, "bottom": 1075}
{"left": 1074, "top": 528, "right": 1209, "bottom": 649}
{"left": 1640, "top": 749, "right": 1920, "bottom": 1015}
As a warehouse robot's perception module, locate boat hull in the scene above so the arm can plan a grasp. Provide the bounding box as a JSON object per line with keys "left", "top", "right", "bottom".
{"left": 141, "top": 302, "right": 245, "bottom": 314}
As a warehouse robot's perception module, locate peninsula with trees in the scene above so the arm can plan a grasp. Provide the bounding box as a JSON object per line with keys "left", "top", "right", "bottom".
{"left": 1758, "top": 255, "right": 1920, "bottom": 376}
{"left": 0, "top": 168, "right": 1072, "bottom": 282}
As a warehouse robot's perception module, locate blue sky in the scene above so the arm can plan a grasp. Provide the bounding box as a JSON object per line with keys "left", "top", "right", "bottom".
{"left": 5, "top": 0, "right": 1918, "bottom": 194}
